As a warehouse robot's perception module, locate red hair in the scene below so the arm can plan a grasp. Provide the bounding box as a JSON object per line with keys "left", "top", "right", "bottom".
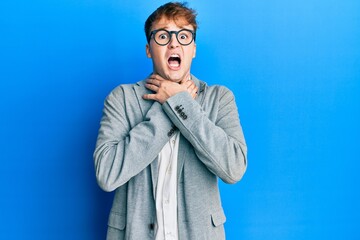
{"left": 145, "top": 2, "right": 198, "bottom": 43}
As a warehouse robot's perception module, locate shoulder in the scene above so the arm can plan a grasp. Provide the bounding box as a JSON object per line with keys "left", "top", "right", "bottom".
{"left": 208, "top": 84, "right": 233, "bottom": 95}
{"left": 193, "top": 75, "right": 233, "bottom": 96}
{"left": 203, "top": 83, "right": 235, "bottom": 103}
{"left": 106, "top": 79, "right": 146, "bottom": 101}
{"left": 108, "top": 83, "right": 135, "bottom": 97}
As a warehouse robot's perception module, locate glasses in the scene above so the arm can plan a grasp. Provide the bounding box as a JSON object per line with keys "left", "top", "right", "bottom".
{"left": 150, "top": 28, "right": 196, "bottom": 46}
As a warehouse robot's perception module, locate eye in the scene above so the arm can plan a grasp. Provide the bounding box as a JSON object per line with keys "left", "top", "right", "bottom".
{"left": 158, "top": 33, "right": 168, "bottom": 40}
{"left": 179, "top": 34, "right": 188, "bottom": 40}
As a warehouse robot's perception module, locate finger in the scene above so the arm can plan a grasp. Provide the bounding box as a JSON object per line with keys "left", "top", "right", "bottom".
{"left": 146, "top": 78, "right": 161, "bottom": 86}
{"left": 187, "top": 82, "right": 197, "bottom": 91}
{"left": 191, "top": 86, "right": 198, "bottom": 94}
{"left": 142, "top": 93, "right": 158, "bottom": 101}
{"left": 189, "top": 86, "right": 198, "bottom": 95}
{"left": 188, "top": 82, "right": 197, "bottom": 90}
{"left": 181, "top": 79, "right": 193, "bottom": 88}
{"left": 145, "top": 83, "right": 159, "bottom": 92}
{"left": 190, "top": 86, "right": 198, "bottom": 99}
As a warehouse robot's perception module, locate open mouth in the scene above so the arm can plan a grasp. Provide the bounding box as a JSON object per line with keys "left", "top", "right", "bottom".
{"left": 168, "top": 54, "right": 181, "bottom": 69}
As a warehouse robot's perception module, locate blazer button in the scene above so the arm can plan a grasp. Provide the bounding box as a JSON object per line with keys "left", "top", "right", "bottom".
{"left": 175, "top": 105, "right": 182, "bottom": 111}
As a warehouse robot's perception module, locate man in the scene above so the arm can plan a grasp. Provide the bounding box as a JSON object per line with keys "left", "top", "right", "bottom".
{"left": 94, "top": 2, "right": 247, "bottom": 240}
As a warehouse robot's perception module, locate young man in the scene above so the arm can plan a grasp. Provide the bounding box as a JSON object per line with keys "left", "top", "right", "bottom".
{"left": 94, "top": 2, "right": 247, "bottom": 240}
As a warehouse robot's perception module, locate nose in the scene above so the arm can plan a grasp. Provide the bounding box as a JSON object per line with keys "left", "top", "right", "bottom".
{"left": 168, "top": 33, "right": 180, "bottom": 48}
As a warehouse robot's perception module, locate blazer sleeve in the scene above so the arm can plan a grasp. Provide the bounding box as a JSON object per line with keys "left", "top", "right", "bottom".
{"left": 162, "top": 86, "right": 247, "bottom": 184}
{"left": 93, "top": 86, "right": 173, "bottom": 192}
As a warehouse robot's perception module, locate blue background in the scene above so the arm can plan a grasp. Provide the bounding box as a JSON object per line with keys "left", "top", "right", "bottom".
{"left": 1, "top": 0, "right": 359, "bottom": 239}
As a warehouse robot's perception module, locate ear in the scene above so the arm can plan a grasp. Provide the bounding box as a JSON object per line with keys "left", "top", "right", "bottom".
{"left": 192, "top": 43, "right": 196, "bottom": 58}
{"left": 146, "top": 44, "right": 152, "bottom": 58}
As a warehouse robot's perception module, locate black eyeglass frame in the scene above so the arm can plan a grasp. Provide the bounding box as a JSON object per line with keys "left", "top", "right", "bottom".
{"left": 149, "top": 28, "right": 196, "bottom": 46}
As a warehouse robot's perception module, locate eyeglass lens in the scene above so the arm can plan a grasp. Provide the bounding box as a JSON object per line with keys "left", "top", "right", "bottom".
{"left": 153, "top": 29, "right": 194, "bottom": 46}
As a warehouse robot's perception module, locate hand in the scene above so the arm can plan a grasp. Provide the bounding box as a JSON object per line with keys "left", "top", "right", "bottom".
{"left": 143, "top": 74, "right": 198, "bottom": 104}
{"left": 180, "top": 76, "right": 198, "bottom": 100}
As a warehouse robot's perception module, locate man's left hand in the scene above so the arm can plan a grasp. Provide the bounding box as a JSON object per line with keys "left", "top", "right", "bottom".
{"left": 143, "top": 74, "right": 198, "bottom": 104}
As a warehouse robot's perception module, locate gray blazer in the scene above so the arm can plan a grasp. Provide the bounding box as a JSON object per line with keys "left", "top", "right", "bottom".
{"left": 94, "top": 75, "right": 247, "bottom": 240}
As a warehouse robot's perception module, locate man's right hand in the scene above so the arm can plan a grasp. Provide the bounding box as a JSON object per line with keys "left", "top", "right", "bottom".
{"left": 143, "top": 74, "right": 198, "bottom": 104}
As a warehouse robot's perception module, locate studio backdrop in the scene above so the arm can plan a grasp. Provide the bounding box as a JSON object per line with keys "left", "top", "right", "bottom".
{"left": 0, "top": 0, "right": 359, "bottom": 239}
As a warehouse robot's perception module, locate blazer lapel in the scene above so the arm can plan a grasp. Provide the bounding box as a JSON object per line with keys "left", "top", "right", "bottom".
{"left": 133, "top": 79, "right": 153, "bottom": 118}
{"left": 133, "top": 80, "right": 159, "bottom": 199}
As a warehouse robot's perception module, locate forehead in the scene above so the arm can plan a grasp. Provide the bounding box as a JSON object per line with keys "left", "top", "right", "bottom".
{"left": 151, "top": 16, "right": 194, "bottom": 31}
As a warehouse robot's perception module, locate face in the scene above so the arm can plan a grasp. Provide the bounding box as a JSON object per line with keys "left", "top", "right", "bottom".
{"left": 146, "top": 17, "right": 196, "bottom": 82}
